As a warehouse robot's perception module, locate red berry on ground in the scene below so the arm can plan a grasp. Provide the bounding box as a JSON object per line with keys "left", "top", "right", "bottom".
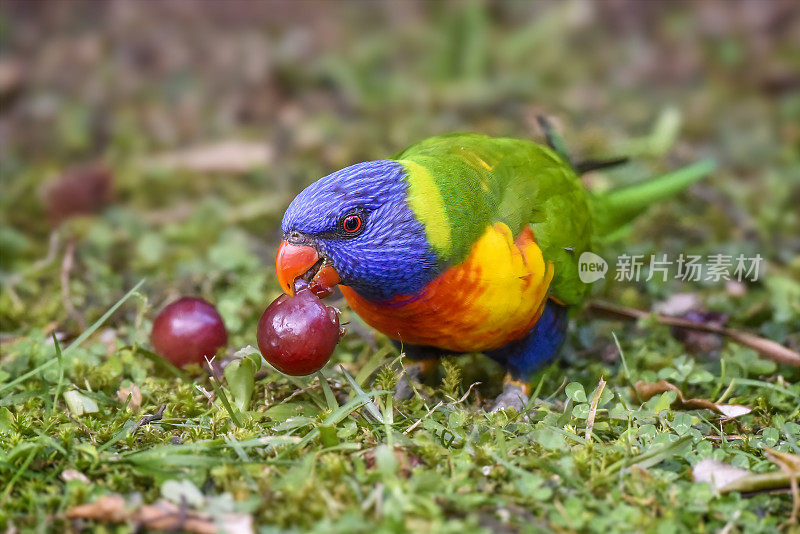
{"left": 256, "top": 289, "right": 340, "bottom": 376}
{"left": 151, "top": 297, "right": 228, "bottom": 367}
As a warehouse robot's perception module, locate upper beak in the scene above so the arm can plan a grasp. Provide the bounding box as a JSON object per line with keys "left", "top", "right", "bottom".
{"left": 275, "top": 240, "right": 341, "bottom": 297}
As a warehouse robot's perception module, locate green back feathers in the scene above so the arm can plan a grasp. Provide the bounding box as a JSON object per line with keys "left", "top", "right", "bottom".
{"left": 393, "top": 133, "right": 714, "bottom": 307}
{"left": 395, "top": 133, "right": 593, "bottom": 306}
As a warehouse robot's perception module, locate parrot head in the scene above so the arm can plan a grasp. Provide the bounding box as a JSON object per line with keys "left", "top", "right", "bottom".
{"left": 277, "top": 160, "right": 439, "bottom": 302}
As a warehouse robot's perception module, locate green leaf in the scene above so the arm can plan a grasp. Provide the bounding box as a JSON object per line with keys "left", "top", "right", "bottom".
{"left": 206, "top": 373, "right": 243, "bottom": 428}
{"left": 669, "top": 413, "right": 693, "bottom": 436}
{"left": 224, "top": 357, "right": 258, "bottom": 412}
{"left": 0, "top": 407, "right": 14, "bottom": 435}
{"left": 317, "top": 372, "right": 339, "bottom": 411}
{"left": 761, "top": 427, "right": 779, "bottom": 447}
{"left": 533, "top": 426, "right": 566, "bottom": 451}
{"left": 566, "top": 382, "right": 586, "bottom": 403}
{"left": 338, "top": 365, "right": 385, "bottom": 424}
{"left": 650, "top": 391, "right": 677, "bottom": 413}
{"left": 318, "top": 425, "right": 339, "bottom": 448}
{"left": 63, "top": 390, "right": 99, "bottom": 416}
{"left": 572, "top": 403, "right": 590, "bottom": 420}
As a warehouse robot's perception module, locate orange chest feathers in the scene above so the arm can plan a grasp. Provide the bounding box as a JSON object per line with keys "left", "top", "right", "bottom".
{"left": 340, "top": 223, "right": 554, "bottom": 352}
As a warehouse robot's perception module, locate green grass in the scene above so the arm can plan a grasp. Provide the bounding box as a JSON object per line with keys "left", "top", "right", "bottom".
{"left": 1, "top": 2, "right": 799, "bottom": 532}
{"left": 1, "top": 314, "right": 798, "bottom": 531}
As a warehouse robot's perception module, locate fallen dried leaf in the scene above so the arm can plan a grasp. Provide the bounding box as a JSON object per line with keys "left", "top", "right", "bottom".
{"left": 694, "top": 448, "right": 800, "bottom": 520}
{"left": 135, "top": 500, "right": 217, "bottom": 534}
{"left": 65, "top": 494, "right": 253, "bottom": 534}
{"left": 148, "top": 140, "right": 273, "bottom": 174}
{"left": 142, "top": 194, "right": 289, "bottom": 226}
{"left": 633, "top": 380, "right": 751, "bottom": 418}
{"left": 693, "top": 458, "right": 750, "bottom": 491}
{"left": 653, "top": 293, "right": 701, "bottom": 316}
{"left": 67, "top": 494, "right": 128, "bottom": 523}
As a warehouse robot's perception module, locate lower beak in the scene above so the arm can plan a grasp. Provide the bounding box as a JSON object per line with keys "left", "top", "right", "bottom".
{"left": 275, "top": 240, "right": 341, "bottom": 297}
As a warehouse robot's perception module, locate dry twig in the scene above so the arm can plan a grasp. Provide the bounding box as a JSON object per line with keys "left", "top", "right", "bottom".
{"left": 766, "top": 448, "right": 800, "bottom": 525}
{"left": 633, "top": 380, "right": 751, "bottom": 418}
{"left": 587, "top": 301, "right": 800, "bottom": 367}
{"left": 585, "top": 377, "right": 606, "bottom": 441}
{"left": 130, "top": 404, "right": 166, "bottom": 435}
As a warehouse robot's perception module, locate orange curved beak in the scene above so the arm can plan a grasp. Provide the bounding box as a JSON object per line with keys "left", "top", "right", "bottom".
{"left": 275, "top": 240, "right": 340, "bottom": 297}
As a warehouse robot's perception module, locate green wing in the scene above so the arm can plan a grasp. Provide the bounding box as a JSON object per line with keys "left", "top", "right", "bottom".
{"left": 394, "top": 133, "right": 592, "bottom": 306}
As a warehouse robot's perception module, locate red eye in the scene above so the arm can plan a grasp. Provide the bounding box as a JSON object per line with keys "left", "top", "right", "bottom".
{"left": 342, "top": 214, "right": 362, "bottom": 234}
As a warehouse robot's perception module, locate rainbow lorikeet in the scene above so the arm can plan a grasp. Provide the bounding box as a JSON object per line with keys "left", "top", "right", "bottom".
{"left": 276, "top": 133, "right": 713, "bottom": 410}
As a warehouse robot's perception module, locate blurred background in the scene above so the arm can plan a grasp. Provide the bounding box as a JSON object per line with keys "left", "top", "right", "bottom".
{"left": 1, "top": 0, "right": 798, "bottom": 356}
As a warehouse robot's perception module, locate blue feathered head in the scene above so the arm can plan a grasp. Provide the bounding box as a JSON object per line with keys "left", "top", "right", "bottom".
{"left": 279, "top": 160, "right": 439, "bottom": 301}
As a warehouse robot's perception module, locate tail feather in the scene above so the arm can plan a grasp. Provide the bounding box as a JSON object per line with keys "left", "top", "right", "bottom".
{"left": 590, "top": 158, "right": 716, "bottom": 238}
{"left": 535, "top": 114, "right": 716, "bottom": 239}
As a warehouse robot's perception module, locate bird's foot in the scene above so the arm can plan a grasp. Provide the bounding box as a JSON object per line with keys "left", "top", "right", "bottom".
{"left": 394, "top": 360, "right": 436, "bottom": 401}
{"left": 490, "top": 379, "right": 530, "bottom": 413}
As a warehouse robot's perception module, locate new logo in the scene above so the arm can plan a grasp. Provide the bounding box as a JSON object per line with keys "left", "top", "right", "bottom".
{"left": 578, "top": 252, "right": 608, "bottom": 283}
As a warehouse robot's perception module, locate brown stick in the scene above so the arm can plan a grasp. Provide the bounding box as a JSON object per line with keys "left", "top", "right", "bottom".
{"left": 586, "top": 300, "right": 800, "bottom": 367}
{"left": 766, "top": 448, "right": 800, "bottom": 526}
{"left": 585, "top": 377, "right": 606, "bottom": 441}
{"left": 129, "top": 404, "right": 167, "bottom": 435}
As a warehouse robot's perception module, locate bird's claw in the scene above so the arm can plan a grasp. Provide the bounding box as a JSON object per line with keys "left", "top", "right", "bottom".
{"left": 394, "top": 363, "right": 423, "bottom": 401}
{"left": 490, "top": 383, "right": 530, "bottom": 413}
